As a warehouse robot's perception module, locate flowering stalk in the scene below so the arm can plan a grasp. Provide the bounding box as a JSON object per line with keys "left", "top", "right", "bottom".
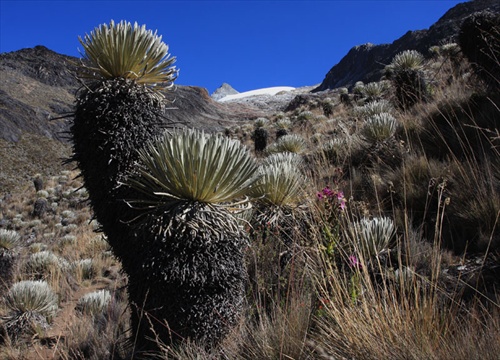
{"left": 316, "top": 185, "right": 346, "bottom": 260}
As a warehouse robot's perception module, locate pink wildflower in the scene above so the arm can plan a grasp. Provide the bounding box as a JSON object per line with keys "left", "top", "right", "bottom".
{"left": 349, "top": 255, "right": 362, "bottom": 269}
{"left": 337, "top": 191, "right": 346, "bottom": 210}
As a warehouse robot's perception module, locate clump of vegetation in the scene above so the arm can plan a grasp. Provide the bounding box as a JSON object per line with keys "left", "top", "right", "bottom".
{"left": 76, "top": 289, "right": 112, "bottom": 316}
{"left": 252, "top": 117, "right": 269, "bottom": 153}
{"left": 361, "top": 112, "right": 399, "bottom": 144}
{"left": 0, "top": 230, "right": 21, "bottom": 296}
{"left": 2, "top": 280, "right": 58, "bottom": 342}
{"left": 266, "top": 134, "right": 307, "bottom": 154}
{"left": 275, "top": 118, "right": 292, "bottom": 139}
{"left": 70, "top": 20, "right": 180, "bottom": 355}
{"left": 385, "top": 50, "right": 430, "bottom": 108}
{"left": 322, "top": 98, "right": 335, "bottom": 117}
{"left": 459, "top": 10, "right": 500, "bottom": 90}
{"left": 360, "top": 81, "right": 390, "bottom": 103}
{"left": 354, "top": 99, "right": 393, "bottom": 119}
{"left": 0, "top": 229, "right": 20, "bottom": 250}
{"left": 347, "top": 216, "right": 397, "bottom": 259}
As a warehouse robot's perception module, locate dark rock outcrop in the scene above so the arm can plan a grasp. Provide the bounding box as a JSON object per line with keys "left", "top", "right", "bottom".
{"left": 314, "top": 0, "right": 500, "bottom": 91}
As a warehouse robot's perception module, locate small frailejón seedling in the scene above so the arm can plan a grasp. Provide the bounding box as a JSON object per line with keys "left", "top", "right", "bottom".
{"left": 347, "top": 217, "right": 397, "bottom": 260}
{"left": 250, "top": 152, "right": 306, "bottom": 210}
{"left": 266, "top": 134, "right": 308, "bottom": 155}
{"left": 76, "top": 289, "right": 112, "bottom": 316}
{"left": 2, "top": 280, "right": 58, "bottom": 341}
{"left": 361, "top": 112, "right": 399, "bottom": 144}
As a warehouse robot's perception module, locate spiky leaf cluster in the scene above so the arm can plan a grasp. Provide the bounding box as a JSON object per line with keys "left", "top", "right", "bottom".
{"left": 297, "top": 110, "right": 315, "bottom": 121}
{"left": 74, "top": 259, "right": 95, "bottom": 280}
{"left": 0, "top": 229, "right": 20, "bottom": 250}
{"left": 387, "top": 50, "right": 425, "bottom": 73}
{"left": 347, "top": 217, "right": 396, "bottom": 258}
{"left": 361, "top": 113, "right": 398, "bottom": 144}
{"left": 254, "top": 117, "right": 269, "bottom": 128}
{"left": 5, "top": 280, "right": 58, "bottom": 320}
{"left": 322, "top": 100, "right": 335, "bottom": 117}
{"left": 124, "top": 128, "right": 255, "bottom": 346}
{"left": 354, "top": 100, "right": 393, "bottom": 119}
{"left": 430, "top": 43, "right": 460, "bottom": 58}
{"left": 360, "top": 81, "right": 390, "bottom": 102}
{"left": 127, "top": 128, "right": 257, "bottom": 208}
{"left": 76, "top": 289, "right": 112, "bottom": 315}
{"left": 353, "top": 82, "right": 364, "bottom": 97}
{"left": 386, "top": 50, "right": 429, "bottom": 108}
{"left": 321, "top": 138, "right": 348, "bottom": 163}
{"left": 124, "top": 129, "right": 254, "bottom": 345}
{"left": 78, "top": 20, "right": 177, "bottom": 89}
{"left": 266, "top": 134, "right": 307, "bottom": 154}
{"left": 25, "top": 250, "right": 63, "bottom": 274}
{"left": 275, "top": 118, "right": 291, "bottom": 130}
{"left": 250, "top": 152, "right": 306, "bottom": 207}
{"left": 71, "top": 21, "right": 180, "bottom": 353}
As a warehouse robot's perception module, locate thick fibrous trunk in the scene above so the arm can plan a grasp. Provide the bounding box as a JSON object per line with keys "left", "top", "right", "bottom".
{"left": 71, "top": 78, "right": 167, "bottom": 353}
{"left": 128, "top": 202, "right": 246, "bottom": 350}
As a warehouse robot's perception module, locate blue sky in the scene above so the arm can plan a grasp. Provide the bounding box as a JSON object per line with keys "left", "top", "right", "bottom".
{"left": 1, "top": 0, "right": 464, "bottom": 93}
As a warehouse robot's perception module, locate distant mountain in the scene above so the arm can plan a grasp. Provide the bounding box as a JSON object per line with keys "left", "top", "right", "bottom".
{"left": 211, "top": 83, "right": 239, "bottom": 100}
{"left": 0, "top": 46, "right": 265, "bottom": 143}
{"left": 314, "top": 0, "right": 500, "bottom": 91}
{"left": 0, "top": 46, "right": 267, "bottom": 192}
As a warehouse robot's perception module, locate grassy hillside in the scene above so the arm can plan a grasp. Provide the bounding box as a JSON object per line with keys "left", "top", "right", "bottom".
{"left": 0, "top": 43, "right": 499, "bottom": 359}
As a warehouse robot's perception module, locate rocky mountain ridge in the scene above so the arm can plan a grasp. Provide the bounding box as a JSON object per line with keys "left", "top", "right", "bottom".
{"left": 314, "top": 0, "right": 500, "bottom": 91}
{"left": 0, "top": 46, "right": 266, "bottom": 143}
{"left": 2, "top": 0, "right": 497, "bottom": 144}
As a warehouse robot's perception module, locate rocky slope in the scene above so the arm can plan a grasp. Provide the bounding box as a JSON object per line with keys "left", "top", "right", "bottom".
{"left": 0, "top": 46, "right": 267, "bottom": 192}
{"left": 314, "top": 0, "right": 500, "bottom": 91}
{"left": 0, "top": 46, "right": 266, "bottom": 144}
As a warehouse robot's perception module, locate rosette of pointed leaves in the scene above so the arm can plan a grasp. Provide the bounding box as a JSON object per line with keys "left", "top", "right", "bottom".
{"left": 266, "top": 134, "right": 307, "bottom": 154}
{"left": 76, "top": 289, "right": 112, "bottom": 316}
{"left": 5, "top": 280, "right": 58, "bottom": 320}
{"left": 388, "top": 50, "right": 424, "bottom": 72}
{"left": 3, "top": 280, "right": 58, "bottom": 342}
{"left": 128, "top": 128, "right": 257, "bottom": 209}
{"left": 354, "top": 100, "right": 393, "bottom": 119}
{"left": 385, "top": 50, "right": 429, "bottom": 108}
{"left": 361, "top": 112, "right": 399, "bottom": 144}
{"left": 347, "top": 217, "right": 396, "bottom": 259}
{"left": 0, "top": 229, "right": 20, "bottom": 250}
{"left": 78, "top": 20, "right": 177, "bottom": 89}
{"left": 360, "top": 81, "right": 390, "bottom": 102}
{"left": 0, "top": 229, "right": 21, "bottom": 296}
{"left": 71, "top": 21, "right": 178, "bottom": 354}
{"left": 249, "top": 152, "right": 306, "bottom": 208}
